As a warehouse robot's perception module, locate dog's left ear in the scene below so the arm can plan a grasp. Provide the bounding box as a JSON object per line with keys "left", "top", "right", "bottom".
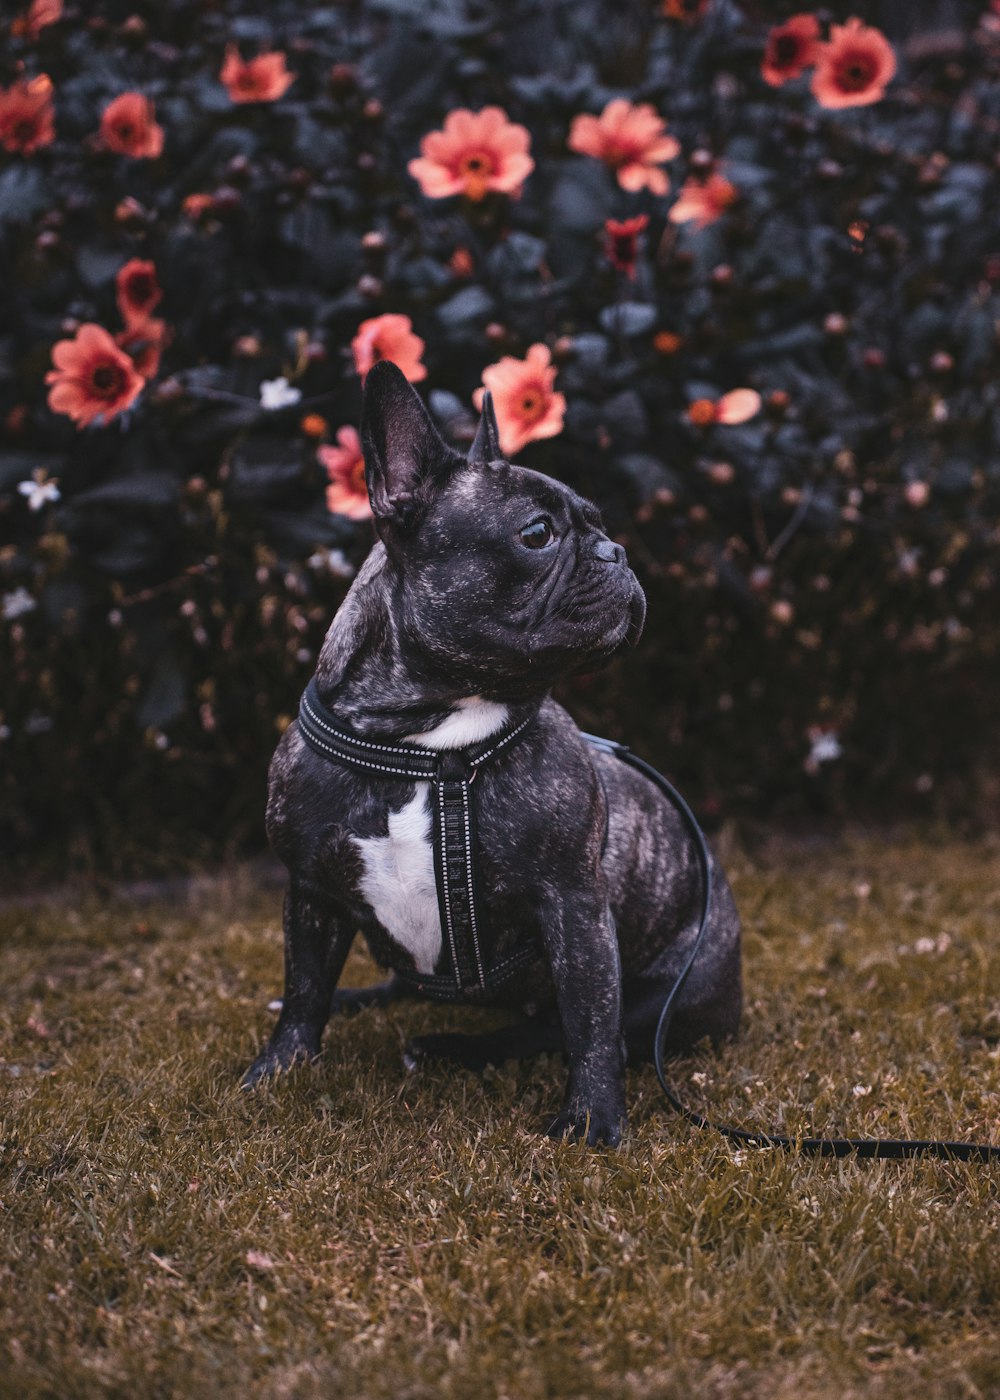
{"left": 361, "top": 361, "right": 460, "bottom": 532}
{"left": 469, "top": 391, "right": 503, "bottom": 466}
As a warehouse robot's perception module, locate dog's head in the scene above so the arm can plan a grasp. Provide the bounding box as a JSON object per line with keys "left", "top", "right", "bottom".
{"left": 360, "top": 360, "right": 645, "bottom": 700}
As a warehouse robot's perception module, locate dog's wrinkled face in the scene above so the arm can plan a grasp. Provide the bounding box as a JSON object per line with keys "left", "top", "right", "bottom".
{"left": 361, "top": 361, "right": 646, "bottom": 700}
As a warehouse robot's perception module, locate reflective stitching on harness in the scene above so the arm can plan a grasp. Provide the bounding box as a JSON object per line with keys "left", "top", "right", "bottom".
{"left": 301, "top": 690, "right": 439, "bottom": 762}
{"left": 474, "top": 714, "right": 535, "bottom": 763}
{"left": 298, "top": 719, "right": 434, "bottom": 781}
{"left": 461, "top": 781, "right": 485, "bottom": 986}
{"left": 436, "top": 788, "right": 461, "bottom": 985}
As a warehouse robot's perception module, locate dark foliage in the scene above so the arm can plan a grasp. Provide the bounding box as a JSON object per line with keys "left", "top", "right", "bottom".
{"left": 3, "top": 0, "right": 1000, "bottom": 871}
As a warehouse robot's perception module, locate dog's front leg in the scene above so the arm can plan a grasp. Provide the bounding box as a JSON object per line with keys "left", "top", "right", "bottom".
{"left": 242, "top": 878, "right": 353, "bottom": 1087}
{"left": 539, "top": 887, "right": 626, "bottom": 1147}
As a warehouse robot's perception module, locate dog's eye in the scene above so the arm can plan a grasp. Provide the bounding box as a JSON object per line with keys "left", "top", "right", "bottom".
{"left": 519, "top": 518, "right": 555, "bottom": 550}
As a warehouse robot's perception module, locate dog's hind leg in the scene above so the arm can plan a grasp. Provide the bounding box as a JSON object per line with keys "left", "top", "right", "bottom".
{"left": 621, "top": 875, "right": 742, "bottom": 1064}
{"left": 404, "top": 1015, "right": 563, "bottom": 1073}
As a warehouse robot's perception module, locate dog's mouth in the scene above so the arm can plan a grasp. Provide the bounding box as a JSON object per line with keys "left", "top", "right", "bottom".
{"left": 586, "top": 582, "right": 647, "bottom": 665}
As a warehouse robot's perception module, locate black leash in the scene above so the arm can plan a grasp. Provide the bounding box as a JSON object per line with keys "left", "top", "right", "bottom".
{"left": 582, "top": 733, "right": 1000, "bottom": 1163}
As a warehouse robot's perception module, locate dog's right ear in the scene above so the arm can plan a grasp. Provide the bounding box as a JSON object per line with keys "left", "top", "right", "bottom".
{"left": 360, "top": 361, "right": 459, "bottom": 534}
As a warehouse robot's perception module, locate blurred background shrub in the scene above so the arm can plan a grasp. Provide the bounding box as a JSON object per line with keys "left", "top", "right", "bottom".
{"left": 3, "top": 0, "right": 1000, "bottom": 873}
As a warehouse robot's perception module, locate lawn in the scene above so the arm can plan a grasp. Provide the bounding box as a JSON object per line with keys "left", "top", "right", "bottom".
{"left": 2, "top": 839, "right": 1000, "bottom": 1399}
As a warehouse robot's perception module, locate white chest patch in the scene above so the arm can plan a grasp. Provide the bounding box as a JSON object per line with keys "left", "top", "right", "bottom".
{"left": 352, "top": 786, "right": 440, "bottom": 974}
{"left": 406, "top": 696, "right": 509, "bottom": 751}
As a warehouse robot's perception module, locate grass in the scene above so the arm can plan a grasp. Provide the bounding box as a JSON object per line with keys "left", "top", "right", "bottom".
{"left": 3, "top": 839, "right": 1000, "bottom": 1399}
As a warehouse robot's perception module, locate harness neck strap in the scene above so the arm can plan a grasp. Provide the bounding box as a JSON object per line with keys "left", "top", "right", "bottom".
{"left": 298, "top": 678, "right": 537, "bottom": 783}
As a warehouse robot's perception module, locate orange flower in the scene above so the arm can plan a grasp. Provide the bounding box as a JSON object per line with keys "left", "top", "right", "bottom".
{"left": 352, "top": 314, "right": 426, "bottom": 384}
{"left": 320, "top": 427, "right": 372, "bottom": 520}
{"left": 300, "top": 413, "right": 328, "bottom": 440}
{"left": 811, "top": 19, "right": 896, "bottom": 110}
{"left": 99, "top": 92, "right": 164, "bottom": 158}
{"left": 687, "top": 389, "right": 761, "bottom": 426}
{"left": 0, "top": 75, "right": 55, "bottom": 155}
{"left": 762, "top": 14, "right": 821, "bottom": 86}
{"left": 12, "top": 0, "right": 62, "bottom": 39}
{"left": 473, "top": 344, "right": 566, "bottom": 457}
{"left": 668, "top": 172, "right": 738, "bottom": 229}
{"left": 568, "top": 99, "right": 679, "bottom": 196}
{"left": 408, "top": 107, "right": 534, "bottom": 202}
{"left": 115, "top": 259, "right": 162, "bottom": 328}
{"left": 220, "top": 46, "right": 296, "bottom": 104}
{"left": 46, "top": 323, "right": 146, "bottom": 428}
{"left": 654, "top": 330, "right": 684, "bottom": 355}
{"left": 116, "top": 318, "right": 168, "bottom": 380}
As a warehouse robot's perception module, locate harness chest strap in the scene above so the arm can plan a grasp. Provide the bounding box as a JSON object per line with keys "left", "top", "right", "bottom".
{"left": 297, "top": 679, "right": 538, "bottom": 998}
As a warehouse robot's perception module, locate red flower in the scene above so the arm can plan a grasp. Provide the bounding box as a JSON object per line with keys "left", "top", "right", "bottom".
{"left": 220, "top": 46, "right": 296, "bottom": 104}
{"left": 569, "top": 99, "right": 680, "bottom": 196}
{"left": 46, "top": 323, "right": 146, "bottom": 428}
{"left": 0, "top": 75, "right": 55, "bottom": 155}
{"left": 352, "top": 314, "right": 426, "bottom": 384}
{"left": 116, "top": 318, "right": 169, "bottom": 381}
{"left": 115, "top": 259, "right": 162, "bottom": 328}
{"left": 662, "top": 0, "right": 709, "bottom": 19}
{"left": 320, "top": 427, "right": 372, "bottom": 520}
{"left": 99, "top": 92, "right": 164, "bottom": 158}
{"left": 12, "top": 0, "right": 62, "bottom": 39}
{"left": 762, "top": 14, "right": 821, "bottom": 87}
{"left": 811, "top": 19, "right": 896, "bottom": 110}
{"left": 668, "top": 172, "right": 738, "bottom": 229}
{"left": 473, "top": 344, "right": 566, "bottom": 457}
{"left": 604, "top": 215, "right": 649, "bottom": 278}
{"left": 182, "top": 192, "right": 214, "bottom": 220}
{"left": 408, "top": 107, "right": 534, "bottom": 202}
{"left": 687, "top": 389, "right": 761, "bottom": 426}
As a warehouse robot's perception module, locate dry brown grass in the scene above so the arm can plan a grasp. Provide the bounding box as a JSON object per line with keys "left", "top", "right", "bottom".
{"left": 3, "top": 838, "right": 1000, "bottom": 1399}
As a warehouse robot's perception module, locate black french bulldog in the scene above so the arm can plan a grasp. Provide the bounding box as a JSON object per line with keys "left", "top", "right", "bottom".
{"left": 245, "top": 360, "right": 741, "bottom": 1146}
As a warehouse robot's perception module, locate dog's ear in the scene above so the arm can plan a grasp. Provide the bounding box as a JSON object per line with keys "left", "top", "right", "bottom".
{"left": 469, "top": 390, "right": 503, "bottom": 466}
{"left": 361, "top": 361, "right": 459, "bottom": 532}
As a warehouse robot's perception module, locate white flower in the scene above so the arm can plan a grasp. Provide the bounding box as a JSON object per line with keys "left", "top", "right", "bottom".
{"left": 17, "top": 472, "right": 60, "bottom": 512}
{"left": 307, "top": 548, "right": 355, "bottom": 579}
{"left": 259, "top": 376, "right": 302, "bottom": 411}
{"left": 852, "top": 1084, "right": 872, "bottom": 1098}
{"left": 3, "top": 587, "right": 37, "bottom": 621}
{"left": 801, "top": 728, "right": 834, "bottom": 772}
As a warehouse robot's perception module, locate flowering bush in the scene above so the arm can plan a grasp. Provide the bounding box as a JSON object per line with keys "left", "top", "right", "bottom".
{"left": 3, "top": 0, "right": 1000, "bottom": 869}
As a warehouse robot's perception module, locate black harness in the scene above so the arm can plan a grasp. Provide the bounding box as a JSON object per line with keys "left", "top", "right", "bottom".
{"left": 299, "top": 681, "right": 1000, "bottom": 1163}
{"left": 298, "top": 677, "right": 540, "bottom": 1000}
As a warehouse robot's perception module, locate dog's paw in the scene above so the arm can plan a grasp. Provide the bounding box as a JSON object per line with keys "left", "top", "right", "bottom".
{"left": 240, "top": 1037, "right": 316, "bottom": 1089}
{"left": 545, "top": 1105, "right": 626, "bottom": 1149}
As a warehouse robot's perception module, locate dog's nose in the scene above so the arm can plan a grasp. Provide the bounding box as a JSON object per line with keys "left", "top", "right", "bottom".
{"left": 592, "top": 537, "right": 627, "bottom": 565}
